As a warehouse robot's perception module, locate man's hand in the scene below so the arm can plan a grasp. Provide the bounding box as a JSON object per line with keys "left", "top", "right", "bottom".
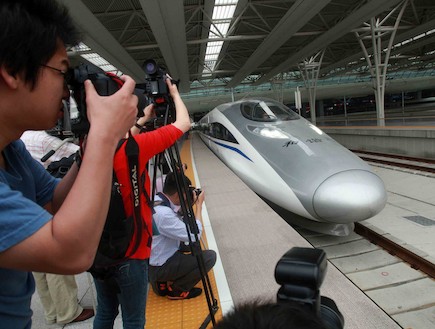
{"left": 84, "top": 75, "right": 138, "bottom": 142}
{"left": 138, "top": 103, "right": 156, "bottom": 125}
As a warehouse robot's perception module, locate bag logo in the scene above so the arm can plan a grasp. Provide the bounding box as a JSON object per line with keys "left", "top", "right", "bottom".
{"left": 132, "top": 165, "right": 139, "bottom": 207}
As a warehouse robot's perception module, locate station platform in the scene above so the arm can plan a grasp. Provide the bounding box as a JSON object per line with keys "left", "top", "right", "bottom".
{"left": 316, "top": 106, "right": 435, "bottom": 160}
{"left": 30, "top": 132, "right": 402, "bottom": 329}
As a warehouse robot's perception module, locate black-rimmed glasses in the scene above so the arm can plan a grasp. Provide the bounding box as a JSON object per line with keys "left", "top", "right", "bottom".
{"left": 40, "top": 64, "right": 70, "bottom": 85}
{"left": 40, "top": 64, "right": 67, "bottom": 77}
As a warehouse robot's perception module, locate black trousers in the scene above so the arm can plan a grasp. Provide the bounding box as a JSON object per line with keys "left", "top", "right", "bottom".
{"left": 149, "top": 249, "right": 216, "bottom": 293}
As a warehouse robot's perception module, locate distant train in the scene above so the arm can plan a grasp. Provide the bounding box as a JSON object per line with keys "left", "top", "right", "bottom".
{"left": 196, "top": 97, "right": 387, "bottom": 236}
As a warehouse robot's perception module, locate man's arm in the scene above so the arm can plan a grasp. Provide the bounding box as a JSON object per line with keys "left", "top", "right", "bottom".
{"left": 132, "top": 78, "right": 191, "bottom": 136}
{"left": 166, "top": 78, "right": 191, "bottom": 133}
{"left": 131, "top": 104, "right": 155, "bottom": 136}
{"left": 194, "top": 190, "right": 205, "bottom": 223}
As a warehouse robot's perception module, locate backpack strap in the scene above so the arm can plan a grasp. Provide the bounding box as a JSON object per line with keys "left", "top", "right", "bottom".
{"left": 124, "top": 135, "right": 152, "bottom": 253}
{"left": 140, "top": 171, "right": 160, "bottom": 236}
{"left": 155, "top": 192, "right": 172, "bottom": 208}
{"left": 140, "top": 171, "right": 155, "bottom": 213}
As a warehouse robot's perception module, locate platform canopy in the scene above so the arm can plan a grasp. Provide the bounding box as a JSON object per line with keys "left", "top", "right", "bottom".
{"left": 59, "top": 0, "right": 435, "bottom": 112}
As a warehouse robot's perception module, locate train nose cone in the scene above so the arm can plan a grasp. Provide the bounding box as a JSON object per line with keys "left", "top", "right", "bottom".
{"left": 313, "top": 170, "right": 387, "bottom": 223}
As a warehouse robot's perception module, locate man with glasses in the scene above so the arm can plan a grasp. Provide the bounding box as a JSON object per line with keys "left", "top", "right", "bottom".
{"left": 0, "top": 1, "right": 137, "bottom": 328}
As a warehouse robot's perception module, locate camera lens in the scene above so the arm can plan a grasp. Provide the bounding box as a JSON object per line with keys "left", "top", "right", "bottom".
{"left": 143, "top": 59, "right": 158, "bottom": 75}
{"left": 146, "top": 62, "right": 155, "bottom": 72}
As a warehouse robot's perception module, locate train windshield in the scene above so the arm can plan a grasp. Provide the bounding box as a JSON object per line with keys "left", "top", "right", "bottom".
{"left": 240, "top": 100, "right": 299, "bottom": 122}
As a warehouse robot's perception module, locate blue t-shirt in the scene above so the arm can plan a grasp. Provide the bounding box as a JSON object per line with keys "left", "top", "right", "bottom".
{"left": 0, "top": 140, "right": 59, "bottom": 329}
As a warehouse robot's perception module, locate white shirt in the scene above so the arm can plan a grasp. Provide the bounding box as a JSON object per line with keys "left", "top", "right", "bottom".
{"left": 150, "top": 194, "right": 203, "bottom": 266}
{"left": 20, "top": 130, "right": 79, "bottom": 169}
{"left": 153, "top": 174, "right": 165, "bottom": 195}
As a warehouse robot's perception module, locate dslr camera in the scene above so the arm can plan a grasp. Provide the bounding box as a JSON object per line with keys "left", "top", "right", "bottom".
{"left": 67, "top": 62, "right": 147, "bottom": 137}
{"left": 66, "top": 59, "right": 175, "bottom": 137}
{"left": 142, "top": 59, "right": 169, "bottom": 102}
{"left": 194, "top": 188, "right": 202, "bottom": 197}
{"left": 188, "top": 186, "right": 202, "bottom": 197}
{"left": 275, "top": 247, "right": 344, "bottom": 329}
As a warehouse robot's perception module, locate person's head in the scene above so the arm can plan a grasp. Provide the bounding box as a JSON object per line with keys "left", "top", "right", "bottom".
{"left": 0, "top": 0, "right": 79, "bottom": 88}
{"left": 214, "top": 300, "right": 326, "bottom": 329}
{"left": 0, "top": 0, "right": 80, "bottom": 133}
{"left": 163, "top": 172, "right": 192, "bottom": 205}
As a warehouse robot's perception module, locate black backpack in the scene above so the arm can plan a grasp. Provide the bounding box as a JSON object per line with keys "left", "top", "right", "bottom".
{"left": 87, "top": 173, "right": 135, "bottom": 273}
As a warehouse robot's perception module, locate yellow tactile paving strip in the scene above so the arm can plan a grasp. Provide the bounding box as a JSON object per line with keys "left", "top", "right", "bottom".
{"left": 145, "top": 136, "right": 223, "bottom": 328}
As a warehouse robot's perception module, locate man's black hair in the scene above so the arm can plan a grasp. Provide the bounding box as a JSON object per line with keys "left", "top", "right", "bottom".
{"left": 163, "top": 172, "right": 192, "bottom": 196}
{"left": 214, "top": 300, "right": 326, "bottom": 329}
{"left": 0, "top": 0, "right": 80, "bottom": 88}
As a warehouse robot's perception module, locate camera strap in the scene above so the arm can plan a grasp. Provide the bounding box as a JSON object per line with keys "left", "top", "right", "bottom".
{"left": 154, "top": 192, "right": 171, "bottom": 208}
{"left": 124, "top": 135, "right": 152, "bottom": 251}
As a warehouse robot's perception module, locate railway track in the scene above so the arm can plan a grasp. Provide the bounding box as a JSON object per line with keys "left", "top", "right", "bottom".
{"left": 354, "top": 223, "right": 435, "bottom": 279}
{"left": 294, "top": 225, "right": 435, "bottom": 329}
{"left": 352, "top": 150, "right": 435, "bottom": 175}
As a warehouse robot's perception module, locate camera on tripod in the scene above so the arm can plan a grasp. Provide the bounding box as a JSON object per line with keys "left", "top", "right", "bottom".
{"left": 142, "top": 59, "right": 168, "bottom": 101}
{"left": 139, "top": 59, "right": 177, "bottom": 129}
{"left": 275, "top": 247, "right": 344, "bottom": 329}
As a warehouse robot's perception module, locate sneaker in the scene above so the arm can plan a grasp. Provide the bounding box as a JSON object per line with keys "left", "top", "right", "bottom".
{"left": 166, "top": 286, "right": 202, "bottom": 300}
{"left": 156, "top": 281, "right": 168, "bottom": 296}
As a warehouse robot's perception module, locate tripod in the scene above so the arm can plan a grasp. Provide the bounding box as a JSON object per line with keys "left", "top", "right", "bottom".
{"left": 150, "top": 138, "right": 219, "bottom": 328}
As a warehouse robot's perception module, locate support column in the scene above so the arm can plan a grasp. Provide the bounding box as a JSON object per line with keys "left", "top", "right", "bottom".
{"left": 270, "top": 78, "right": 284, "bottom": 103}
{"left": 298, "top": 50, "right": 325, "bottom": 125}
{"left": 317, "top": 99, "right": 325, "bottom": 117}
{"left": 343, "top": 95, "right": 348, "bottom": 123}
{"left": 354, "top": 0, "right": 409, "bottom": 126}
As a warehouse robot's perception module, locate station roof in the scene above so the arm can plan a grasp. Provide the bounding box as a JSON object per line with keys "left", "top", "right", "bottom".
{"left": 61, "top": 0, "right": 435, "bottom": 112}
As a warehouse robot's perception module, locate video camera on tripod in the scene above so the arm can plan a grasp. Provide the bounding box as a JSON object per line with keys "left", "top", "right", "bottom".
{"left": 65, "top": 59, "right": 175, "bottom": 137}
{"left": 138, "top": 59, "right": 178, "bottom": 130}
{"left": 275, "top": 247, "right": 344, "bottom": 329}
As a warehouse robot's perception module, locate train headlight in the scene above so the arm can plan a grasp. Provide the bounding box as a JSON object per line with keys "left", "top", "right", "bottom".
{"left": 249, "top": 126, "right": 289, "bottom": 139}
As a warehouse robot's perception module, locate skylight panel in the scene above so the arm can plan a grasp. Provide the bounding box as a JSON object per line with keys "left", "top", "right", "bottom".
{"left": 202, "top": 1, "right": 239, "bottom": 76}
{"left": 73, "top": 43, "right": 91, "bottom": 52}
{"left": 213, "top": 4, "right": 236, "bottom": 20}
{"left": 392, "top": 29, "right": 435, "bottom": 50}
{"left": 71, "top": 42, "right": 122, "bottom": 76}
{"left": 207, "top": 41, "right": 224, "bottom": 53}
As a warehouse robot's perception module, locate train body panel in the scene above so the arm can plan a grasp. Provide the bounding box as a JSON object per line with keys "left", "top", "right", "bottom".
{"left": 197, "top": 98, "right": 387, "bottom": 235}
{"left": 199, "top": 109, "right": 313, "bottom": 219}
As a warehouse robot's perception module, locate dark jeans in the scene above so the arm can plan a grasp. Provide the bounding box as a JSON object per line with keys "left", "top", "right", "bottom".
{"left": 92, "top": 259, "right": 149, "bottom": 329}
{"left": 149, "top": 249, "right": 216, "bottom": 293}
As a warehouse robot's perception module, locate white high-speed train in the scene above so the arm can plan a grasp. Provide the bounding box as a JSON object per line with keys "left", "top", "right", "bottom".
{"left": 197, "top": 97, "right": 387, "bottom": 236}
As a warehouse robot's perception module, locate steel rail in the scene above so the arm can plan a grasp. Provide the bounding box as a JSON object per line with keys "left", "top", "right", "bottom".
{"left": 354, "top": 222, "right": 435, "bottom": 279}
